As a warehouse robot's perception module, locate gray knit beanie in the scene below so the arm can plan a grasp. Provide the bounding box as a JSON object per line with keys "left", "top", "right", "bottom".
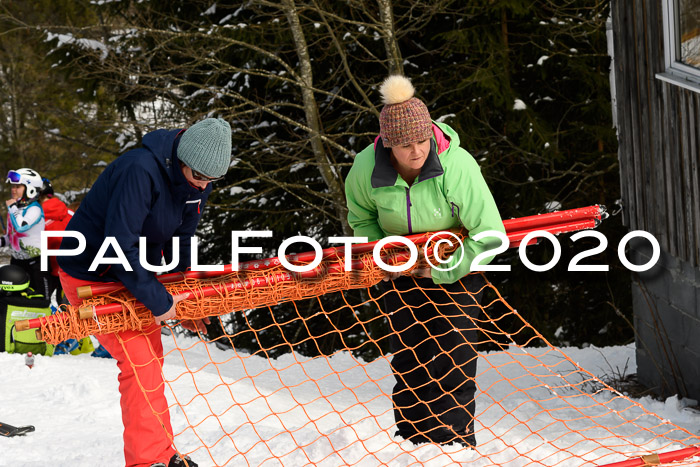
{"left": 177, "top": 118, "right": 232, "bottom": 178}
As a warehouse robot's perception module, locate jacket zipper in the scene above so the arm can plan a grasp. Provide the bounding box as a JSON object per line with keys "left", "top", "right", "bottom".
{"left": 450, "top": 202, "right": 459, "bottom": 219}
{"left": 405, "top": 187, "right": 413, "bottom": 234}
{"left": 186, "top": 198, "right": 202, "bottom": 214}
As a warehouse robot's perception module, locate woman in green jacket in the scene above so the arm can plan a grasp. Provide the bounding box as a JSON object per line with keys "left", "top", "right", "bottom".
{"left": 345, "top": 75, "right": 505, "bottom": 448}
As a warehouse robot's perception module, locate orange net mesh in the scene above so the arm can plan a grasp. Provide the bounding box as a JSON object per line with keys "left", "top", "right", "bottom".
{"left": 36, "top": 234, "right": 700, "bottom": 466}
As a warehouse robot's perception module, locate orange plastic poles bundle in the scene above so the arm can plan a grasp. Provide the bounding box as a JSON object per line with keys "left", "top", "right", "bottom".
{"left": 18, "top": 247, "right": 424, "bottom": 343}
{"left": 16, "top": 205, "right": 606, "bottom": 340}
{"left": 70, "top": 250, "right": 418, "bottom": 321}
{"left": 76, "top": 204, "right": 607, "bottom": 298}
{"left": 74, "top": 229, "right": 460, "bottom": 298}
{"left": 598, "top": 445, "right": 700, "bottom": 466}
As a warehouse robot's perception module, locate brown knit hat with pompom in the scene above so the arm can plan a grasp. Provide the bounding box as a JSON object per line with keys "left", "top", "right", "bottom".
{"left": 378, "top": 75, "right": 433, "bottom": 147}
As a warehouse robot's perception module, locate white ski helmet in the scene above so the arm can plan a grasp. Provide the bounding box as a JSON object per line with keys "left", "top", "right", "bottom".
{"left": 6, "top": 168, "right": 44, "bottom": 200}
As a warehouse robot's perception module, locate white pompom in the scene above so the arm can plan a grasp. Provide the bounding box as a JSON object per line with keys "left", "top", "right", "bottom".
{"left": 379, "top": 75, "right": 415, "bottom": 105}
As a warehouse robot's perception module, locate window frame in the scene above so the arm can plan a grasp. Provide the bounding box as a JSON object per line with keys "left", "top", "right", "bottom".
{"left": 656, "top": 0, "right": 700, "bottom": 93}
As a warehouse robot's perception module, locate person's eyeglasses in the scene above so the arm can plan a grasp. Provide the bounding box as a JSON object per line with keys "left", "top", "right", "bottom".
{"left": 6, "top": 170, "right": 21, "bottom": 184}
{"left": 190, "top": 167, "right": 223, "bottom": 182}
{"left": 185, "top": 165, "right": 223, "bottom": 182}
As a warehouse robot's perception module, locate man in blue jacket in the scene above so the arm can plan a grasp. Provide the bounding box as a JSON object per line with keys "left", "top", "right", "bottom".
{"left": 58, "top": 118, "right": 231, "bottom": 467}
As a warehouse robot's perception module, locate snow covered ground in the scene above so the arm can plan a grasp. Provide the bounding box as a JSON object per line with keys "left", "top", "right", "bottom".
{"left": 2, "top": 338, "right": 699, "bottom": 467}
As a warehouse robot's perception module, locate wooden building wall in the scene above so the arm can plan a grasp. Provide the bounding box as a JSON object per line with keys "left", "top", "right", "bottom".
{"left": 611, "top": 0, "right": 700, "bottom": 267}
{"left": 611, "top": 0, "right": 700, "bottom": 399}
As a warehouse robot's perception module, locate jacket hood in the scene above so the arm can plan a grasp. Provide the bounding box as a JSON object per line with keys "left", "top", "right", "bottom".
{"left": 433, "top": 120, "right": 460, "bottom": 152}
{"left": 141, "top": 128, "right": 206, "bottom": 195}
{"left": 141, "top": 129, "right": 183, "bottom": 178}
{"left": 42, "top": 196, "right": 68, "bottom": 222}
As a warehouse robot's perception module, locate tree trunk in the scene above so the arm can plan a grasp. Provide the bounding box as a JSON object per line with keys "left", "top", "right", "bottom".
{"left": 377, "top": 0, "right": 403, "bottom": 76}
{"left": 280, "top": 0, "right": 351, "bottom": 235}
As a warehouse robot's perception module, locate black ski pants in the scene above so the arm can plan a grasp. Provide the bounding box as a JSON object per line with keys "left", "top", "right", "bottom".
{"left": 380, "top": 273, "right": 484, "bottom": 444}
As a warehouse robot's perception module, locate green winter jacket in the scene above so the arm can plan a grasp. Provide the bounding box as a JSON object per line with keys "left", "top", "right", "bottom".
{"left": 345, "top": 121, "right": 505, "bottom": 284}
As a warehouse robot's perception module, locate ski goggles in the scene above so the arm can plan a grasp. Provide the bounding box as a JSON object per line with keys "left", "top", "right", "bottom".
{"left": 6, "top": 170, "right": 22, "bottom": 184}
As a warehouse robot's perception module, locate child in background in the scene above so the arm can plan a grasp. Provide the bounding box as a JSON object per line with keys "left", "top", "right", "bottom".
{"left": 1, "top": 168, "right": 51, "bottom": 299}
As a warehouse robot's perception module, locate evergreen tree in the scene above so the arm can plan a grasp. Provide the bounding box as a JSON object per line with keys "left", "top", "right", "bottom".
{"left": 0, "top": 0, "right": 120, "bottom": 197}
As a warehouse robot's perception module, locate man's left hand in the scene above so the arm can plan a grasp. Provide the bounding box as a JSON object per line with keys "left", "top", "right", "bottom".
{"left": 180, "top": 317, "right": 211, "bottom": 334}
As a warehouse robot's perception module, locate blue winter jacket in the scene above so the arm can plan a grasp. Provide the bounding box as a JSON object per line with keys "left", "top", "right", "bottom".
{"left": 58, "top": 129, "right": 213, "bottom": 316}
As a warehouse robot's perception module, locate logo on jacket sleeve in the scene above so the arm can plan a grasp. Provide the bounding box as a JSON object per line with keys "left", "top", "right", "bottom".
{"left": 10, "top": 309, "right": 46, "bottom": 320}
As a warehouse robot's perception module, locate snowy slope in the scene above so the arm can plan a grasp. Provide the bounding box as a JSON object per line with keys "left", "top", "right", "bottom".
{"left": 1, "top": 339, "right": 699, "bottom": 466}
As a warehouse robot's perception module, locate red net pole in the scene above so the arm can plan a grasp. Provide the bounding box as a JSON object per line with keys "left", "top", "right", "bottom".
{"left": 597, "top": 445, "right": 700, "bottom": 466}
{"left": 502, "top": 205, "right": 605, "bottom": 232}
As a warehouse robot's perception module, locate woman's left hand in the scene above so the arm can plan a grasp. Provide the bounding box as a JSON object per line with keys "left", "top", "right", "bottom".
{"left": 410, "top": 267, "right": 432, "bottom": 279}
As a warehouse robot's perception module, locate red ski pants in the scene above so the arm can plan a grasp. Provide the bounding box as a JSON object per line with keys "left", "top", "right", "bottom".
{"left": 60, "top": 271, "right": 176, "bottom": 467}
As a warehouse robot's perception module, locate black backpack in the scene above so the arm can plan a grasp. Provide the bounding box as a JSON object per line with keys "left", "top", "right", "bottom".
{"left": 0, "top": 291, "right": 54, "bottom": 356}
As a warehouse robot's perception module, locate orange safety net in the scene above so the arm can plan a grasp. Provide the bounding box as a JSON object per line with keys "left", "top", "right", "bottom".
{"left": 29, "top": 230, "right": 700, "bottom": 466}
